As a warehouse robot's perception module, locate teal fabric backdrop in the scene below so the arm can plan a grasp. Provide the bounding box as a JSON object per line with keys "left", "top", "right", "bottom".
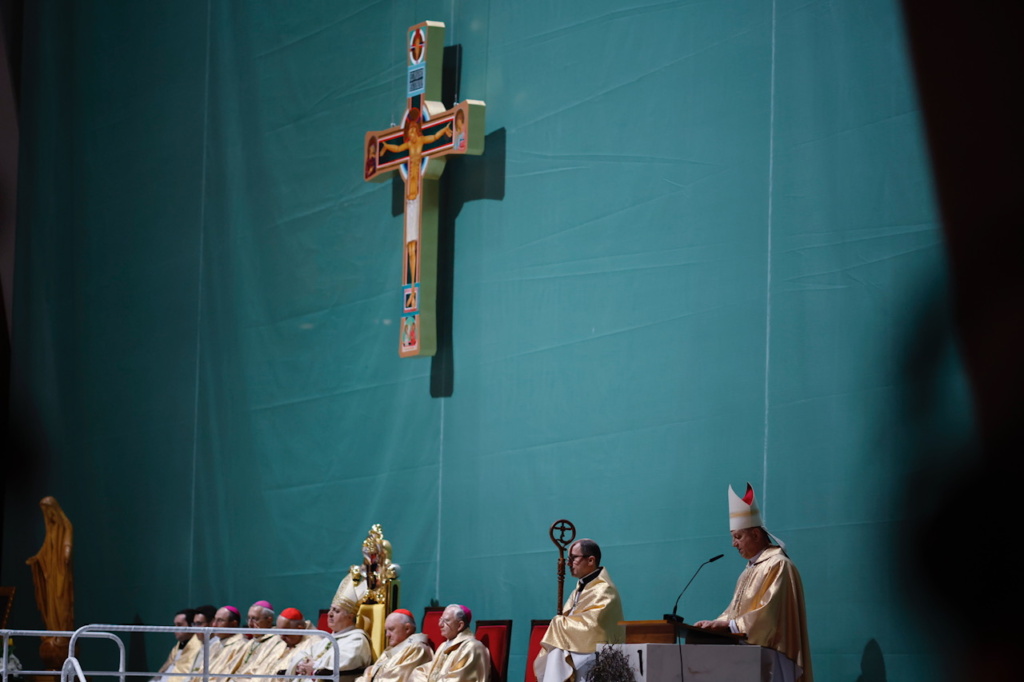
{"left": 4, "top": 1, "right": 973, "bottom": 681}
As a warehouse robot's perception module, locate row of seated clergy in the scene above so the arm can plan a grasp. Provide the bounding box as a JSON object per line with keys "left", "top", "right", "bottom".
{"left": 156, "top": 602, "right": 316, "bottom": 682}
{"left": 232, "top": 607, "right": 321, "bottom": 682}
{"left": 157, "top": 602, "right": 283, "bottom": 682}
{"left": 158, "top": 594, "right": 491, "bottom": 682}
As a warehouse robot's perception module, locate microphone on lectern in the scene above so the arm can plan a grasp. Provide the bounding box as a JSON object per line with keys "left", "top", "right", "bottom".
{"left": 663, "top": 554, "right": 725, "bottom": 623}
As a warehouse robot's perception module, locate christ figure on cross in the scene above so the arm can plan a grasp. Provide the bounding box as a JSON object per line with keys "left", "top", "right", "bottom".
{"left": 380, "top": 107, "right": 452, "bottom": 287}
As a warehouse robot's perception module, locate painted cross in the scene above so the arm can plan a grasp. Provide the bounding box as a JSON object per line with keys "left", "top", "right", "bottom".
{"left": 364, "top": 21, "right": 486, "bottom": 358}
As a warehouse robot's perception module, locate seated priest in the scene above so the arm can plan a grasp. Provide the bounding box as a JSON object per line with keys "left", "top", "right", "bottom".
{"left": 191, "top": 606, "right": 248, "bottom": 682}
{"left": 239, "top": 601, "right": 277, "bottom": 669}
{"left": 189, "top": 604, "right": 221, "bottom": 671}
{"left": 354, "top": 609, "right": 432, "bottom": 682}
{"left": 232, "top": 607, "right": 316, "bottom": 682}
{"left": 293, "top": 575, "right": 374, "bottom": 682}
{"left": 154, "top": 608, "right": 200, "bottom": 682}
{"left": 694, "top": 483, "right": 813, "bottom": 682}
{"left": 533, "top": 539, "right": 624, "bottom": 682}
{"left": 411, "top": 604, "right": 489, "bottom": 682}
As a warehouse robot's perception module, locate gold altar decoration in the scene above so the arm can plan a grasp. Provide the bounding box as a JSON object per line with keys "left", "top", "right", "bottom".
{"left": 347, "top": 524, "right": 401, "bottom": 658}
{"left": 349, "top": 524, "right": 400, "bottom": 607}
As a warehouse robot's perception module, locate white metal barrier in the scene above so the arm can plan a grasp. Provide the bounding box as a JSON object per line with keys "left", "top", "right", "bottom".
{"left": 2, "top": 625, "right": 342, "bottom": 682}
{"left": 2, "top": 629, "right": 126, "bottom": 682}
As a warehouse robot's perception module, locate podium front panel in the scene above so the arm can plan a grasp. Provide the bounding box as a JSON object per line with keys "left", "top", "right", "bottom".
{"left": 614, "top": 643, "right": 772, "bottom": 682}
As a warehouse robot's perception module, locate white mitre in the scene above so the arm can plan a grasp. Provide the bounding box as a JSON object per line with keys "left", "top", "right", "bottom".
{"left": 332, "top": 572, "right": 368, "bottom": 615}
{"left": 728, "top": 482, "right": 762, "bottom": 530}
{"left": 728, "top": 482, "right": 786, "bottom": 549}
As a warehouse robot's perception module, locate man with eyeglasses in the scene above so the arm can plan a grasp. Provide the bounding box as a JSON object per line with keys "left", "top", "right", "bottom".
{"left": 231, "top": 601, "right": 281, "bottom": 682}
{"left": 533, "top": 539, "right": 624, "bottom": 682}
{"left": 411, "top": 604, "right": 489, "bottom": 682}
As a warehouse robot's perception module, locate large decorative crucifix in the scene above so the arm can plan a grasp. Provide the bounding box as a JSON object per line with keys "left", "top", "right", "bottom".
{"left": 364, "top": 21, "right": 486, "bottom": 358}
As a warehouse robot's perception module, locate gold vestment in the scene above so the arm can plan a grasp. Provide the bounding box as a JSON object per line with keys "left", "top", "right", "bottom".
{"left": 190, "top": 633, "right": 247, "bottom": 682}
{"left": 540, "top": 568, "right": 624, "bottom": 654}
{"left": 717, "top": 546, "right": 812, "bottom": 681}
{"left": 158, "top": 635, "right": 202, "bottom": 678}
{"left": 188, "top": 636, "right": 223, "bottom": 680}
{"left": 231, "top": 634, "right": 287, "bottom": 682}
{"left": 533, "top": 567, "right": 624, "bottom": 682}
{"left": 163, "top": 636, "right": 203, "bottom": 677}
{"left": 411, "top": 630, "right": 490, "bottom": 682}
{"left": 355, "top": 633, "right": 433, "bottom": 682}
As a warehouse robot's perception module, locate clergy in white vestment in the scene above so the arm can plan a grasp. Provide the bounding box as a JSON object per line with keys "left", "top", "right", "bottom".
{"left": 693, "top": 483, "right": 813, "bottom": 682}
{"left": 292, "top": 575, "right": 373, "bottom": 682}
{"left": 237, "top": 601, "right": 279, "bottom": 674}
{"left": 410, "top": 604, "right": 489, "bottom": 682}
{"left": 534, "top": 539, "right": 624, "bottom": 682}
{"left": 191, "top": 606, "right": 248, "bottom": 682}
{"left": 232, "top": 607, "right": 318, "bottom": 682}
{"left": 153, "top": 608, "right": 201, "bottom": 682}
{"left": 187, "top": 606, "right": 223, "bottom": 679}
{"left": 354, "top": 610, "right": 432, "bottom": 682}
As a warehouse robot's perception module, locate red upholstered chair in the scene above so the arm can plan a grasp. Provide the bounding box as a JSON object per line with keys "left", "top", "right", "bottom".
{"left": 475, "top": 620, "right": 512, "bottom": 682}
{"left": 318, "top": 608, "right": 331, "bottom": 632}
{"left": 422, "top": 606, "right": 445, "bottom": 651}
{"left": 524, "top": 620, "right": 550, "bottom": 682}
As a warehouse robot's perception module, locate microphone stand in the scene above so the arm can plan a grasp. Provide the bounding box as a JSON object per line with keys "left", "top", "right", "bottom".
{"left": 664, "top": 554, "right": 724, "bottom": 623}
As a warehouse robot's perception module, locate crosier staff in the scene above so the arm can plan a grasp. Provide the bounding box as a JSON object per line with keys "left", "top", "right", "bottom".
{"left": 548, "top": 519, "right": 576, "bottom": 616}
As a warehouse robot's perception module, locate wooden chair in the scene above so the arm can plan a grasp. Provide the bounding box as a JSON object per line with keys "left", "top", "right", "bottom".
{"left": 524, "top": 620, "right": 550, "bottom": 682}
{"left": 475, "top": 620, "right": 512, "bottom": 682}
{"left": 422, "top": 606, "right": 445, "bottom": 650}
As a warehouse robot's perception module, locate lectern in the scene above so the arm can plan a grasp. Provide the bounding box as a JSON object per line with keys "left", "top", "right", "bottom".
{"left": 615, "top": 620, "right": 773, "bottom": 682}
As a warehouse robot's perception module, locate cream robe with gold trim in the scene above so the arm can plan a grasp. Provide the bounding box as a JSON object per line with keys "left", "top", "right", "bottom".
{"left": 231, "top": 633, "right": 317, "bottom": 682}
{"left": 717, "top": 546, "right": 812, "bottom": 682}
{"left": 157, "top": 635, "right": 202, "bottom": 681}
{"left": 190, "top": 633, "right": 248, "bottom": 682}
{"left": 235, "top": 635, "right": 278, "bottom": 677}
{"left": 533, "top": 566, "right": 624, "bottom": 681}
{"left": 301, "top": 626, "right": 374, "bottom": 676}
{"left": 411, "top": 630, "right": 489, "bottom": 682}
{"left": 188, "top": 636, "right": 223, "bottom": 682}
{"left": 355, "top": 633, "right": 433, "bottom": 682}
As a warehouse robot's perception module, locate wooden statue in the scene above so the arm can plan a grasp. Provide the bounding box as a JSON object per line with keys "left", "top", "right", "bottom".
{"left": 26, "top": 496, "right": 74, "bottom": 670}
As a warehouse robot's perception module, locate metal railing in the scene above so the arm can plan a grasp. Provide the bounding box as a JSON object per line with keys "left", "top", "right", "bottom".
{"left": 3, "top": 625, "right": 341, "bottom": 682}
{"left": 2, "top": 629, "right": 126, "bottom": 682}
